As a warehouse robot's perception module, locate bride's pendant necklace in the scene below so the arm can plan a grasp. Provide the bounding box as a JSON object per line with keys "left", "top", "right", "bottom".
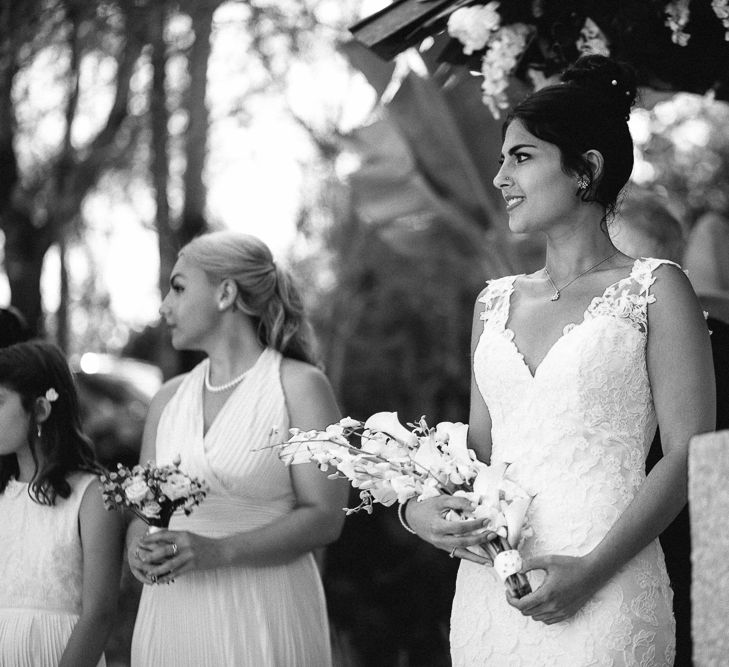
{"left": 544, "top": 250, "right": 619, "bottom": 301}
{"left": 204, "top": 365, "right": 248, "bottom": 393}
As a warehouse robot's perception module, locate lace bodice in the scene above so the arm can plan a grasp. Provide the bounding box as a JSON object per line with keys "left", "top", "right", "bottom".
{"left": 0, "top": 473, "right": 95, "bottom": 614}
{"left": 450, "top": 258, "right": 676, "bottom": 666}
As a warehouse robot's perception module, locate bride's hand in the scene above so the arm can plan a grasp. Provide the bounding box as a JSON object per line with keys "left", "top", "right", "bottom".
{"left": 506, "top": 554, "right": 602, "bottom": 624}
{"left": 140, "top": 529, "right": 225, "bottom": 584}
{"left": 405, "top": 496, "right": 496, "bottom": 565}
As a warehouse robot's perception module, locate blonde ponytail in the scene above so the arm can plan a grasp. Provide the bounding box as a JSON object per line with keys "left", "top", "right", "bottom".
{"left": 180, "top": 231, "right": 316, "bottom": 364}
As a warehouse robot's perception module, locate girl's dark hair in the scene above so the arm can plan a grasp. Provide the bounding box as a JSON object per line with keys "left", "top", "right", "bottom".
{"left": 505, "top": 54, "right": 638, "bottom": 219}
{"left": 0, "top": 340, "right": 98, "bottom": 504}
{"left": 180, "top": 231, "right": 317, "bottom": 364}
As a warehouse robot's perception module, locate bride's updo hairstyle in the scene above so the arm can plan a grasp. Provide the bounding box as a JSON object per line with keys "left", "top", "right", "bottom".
{"left": 505, "top": 54, "right": 638, "bottom": 218}
{"left": 180, "top": 231, "right": 316, "bottom": 364}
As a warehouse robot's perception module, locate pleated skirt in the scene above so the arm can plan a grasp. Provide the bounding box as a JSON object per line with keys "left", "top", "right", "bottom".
{"left": 130, "top": 553, "right": 331, "bottom": 667}
{"left": 0, "top": 608, "right": 105, "bottom": 667}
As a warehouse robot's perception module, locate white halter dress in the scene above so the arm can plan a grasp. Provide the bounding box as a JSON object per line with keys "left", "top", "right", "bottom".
{"left": 131, "top": 348, "right": 331, "bottom": 666}
{"left": 450, "top": 258, "right": 676, "bottom": 666}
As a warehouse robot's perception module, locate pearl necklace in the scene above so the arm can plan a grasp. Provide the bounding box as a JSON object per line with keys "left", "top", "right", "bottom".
{"left": 204, "top": 365, "right": 248, "bottom": 393}
{"left": 544, "top": 251, "right": 619, "bottom": 301}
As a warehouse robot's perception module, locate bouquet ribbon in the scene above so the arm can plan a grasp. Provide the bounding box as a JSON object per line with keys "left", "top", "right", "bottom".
{"left": 493, "top": 549, "right": 523, "bottom": 582}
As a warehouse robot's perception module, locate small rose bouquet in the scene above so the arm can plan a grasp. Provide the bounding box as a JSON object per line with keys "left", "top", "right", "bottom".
{"left": 100, "top": 456, "right": 208, "bottom": 532}
{"left": 275, "top": 412, "right": 533, "bottom": 598}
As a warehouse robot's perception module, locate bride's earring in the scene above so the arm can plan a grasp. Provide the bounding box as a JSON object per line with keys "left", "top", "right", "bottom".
{"left": 577, "top": 175, "right": 590, "bottom": 190}
{"left": 36, "top": 423, "right": 42, "bottom": 439}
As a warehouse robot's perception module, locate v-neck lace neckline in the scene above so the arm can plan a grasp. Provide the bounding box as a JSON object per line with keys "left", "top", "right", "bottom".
{"left": 502, "top": 258, "right": 640, "bottom": 379}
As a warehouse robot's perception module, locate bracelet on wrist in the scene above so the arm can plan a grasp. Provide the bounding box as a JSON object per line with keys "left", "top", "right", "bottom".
{"left": 398, "top": 499, "right": 417, "bottom": 535}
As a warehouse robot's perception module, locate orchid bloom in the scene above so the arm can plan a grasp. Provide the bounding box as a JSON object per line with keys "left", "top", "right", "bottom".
{"left": 471, "top": 460, "right": 507, "bottom": 509}
{"left": 363, "top": 412, "right": 418, "bottom": 447}
{"left": 435, "top": 421, "right": 470, "bottom": 466}
{"left": 502, "top": 495, "right": 532, "bottom": 546}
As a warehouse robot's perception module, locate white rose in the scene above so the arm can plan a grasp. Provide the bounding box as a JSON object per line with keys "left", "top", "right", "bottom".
{"left": 447, "top": 3, "right": 501, "bottom": 55}
{"left": 141, "top": 501, "right": 162, "bottom": 518}
{"left": 159, "top": 473, "right": 192, "bottom": 501}
{"left": 124, "top": 477, "right": 150, "bottom": 503}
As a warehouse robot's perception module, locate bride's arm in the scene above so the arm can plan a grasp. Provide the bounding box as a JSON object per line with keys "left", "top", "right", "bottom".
{"left": 141, "top": 361, "right": 348, "bottom": 578}
{"left": 511, "top": 264, "right": 715, "bottom": 624}
{"left": 404, "top": 289, "right": 495, "bottom": 562}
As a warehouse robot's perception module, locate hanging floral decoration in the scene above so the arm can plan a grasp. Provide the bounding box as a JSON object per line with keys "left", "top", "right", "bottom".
{"left": 351, "top": 1, "right": 729, "bottom": 117}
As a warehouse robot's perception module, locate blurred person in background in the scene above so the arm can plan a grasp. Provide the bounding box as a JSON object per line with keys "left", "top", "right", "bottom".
{"left": 683, "top": 211, "right": 729, "bottom": 325}
{"left": 612, "top": 191, "right": 729, "bottom": 665}
{"left": 0, "top": 306, "right": 32, "bottom": 348}
{"left": 126, "top": 231, "right": 348, "bottom": 667}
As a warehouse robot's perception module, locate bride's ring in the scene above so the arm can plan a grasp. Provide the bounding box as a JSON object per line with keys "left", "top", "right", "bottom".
{"left": 449, "top": 547, "right": 457, "bottom": 559}
{"left": 171, "top": 542, "right": 178, "bottom": 557}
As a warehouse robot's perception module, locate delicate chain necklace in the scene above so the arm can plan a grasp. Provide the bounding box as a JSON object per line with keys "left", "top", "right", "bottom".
{"left": 544, "top": 250, "right": 619, "bottom": 301}
{"left": 204, "top": 365, "right": 248, "bottom": 393}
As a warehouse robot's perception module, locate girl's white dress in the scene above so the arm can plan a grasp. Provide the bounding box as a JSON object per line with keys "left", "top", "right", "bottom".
{"left": 0, "top": 472, "right": 103, "bottom": 667}
{"left": 131, "top": 347, "right": 332, "bottom": 667}
{"left": 450, "top": 258, "right": 676, "bottom": 666}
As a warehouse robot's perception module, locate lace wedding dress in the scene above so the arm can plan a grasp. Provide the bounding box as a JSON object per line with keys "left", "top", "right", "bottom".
{"left": 450, "top": 258, "right": 676, "bottom": 666}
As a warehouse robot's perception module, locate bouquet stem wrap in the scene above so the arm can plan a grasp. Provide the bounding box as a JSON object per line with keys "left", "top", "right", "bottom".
{"left": 483, "top": 537, "right": 531, "bottom": 599}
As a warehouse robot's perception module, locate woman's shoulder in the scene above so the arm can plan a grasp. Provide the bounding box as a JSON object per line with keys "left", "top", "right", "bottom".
{"left": 633, "top": 257, "right": 694, "bottom": 301}
{"left": 280, "top": 358, "right": 331, "bottom": 394}
{"left": 476, "top": 273, "right": 522, "bottom": 303}
{"left": 638, "top": 258, "right": 708, "bottom": 335}
{"left": 150, "top": 373, "right": 188, "bottom": 410}
{"left": 143, "top": 373, "right": 189, "bottom": 435}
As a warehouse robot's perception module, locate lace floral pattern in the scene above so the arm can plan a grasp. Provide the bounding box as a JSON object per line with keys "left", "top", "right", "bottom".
{"left": 0, "top": 473, "right": 94, "bottom": 614}
{"left": 452, "top": 258, "right": 676, "bottom": 666}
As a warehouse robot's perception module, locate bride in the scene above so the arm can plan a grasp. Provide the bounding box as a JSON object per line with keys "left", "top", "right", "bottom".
{"left": 404, "top": 55, "right": 715, "bottom": 665}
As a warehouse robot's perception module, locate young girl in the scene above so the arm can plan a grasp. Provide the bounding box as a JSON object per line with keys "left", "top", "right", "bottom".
{"left": 0, "top": 340, "right": 124, "bottom": 667}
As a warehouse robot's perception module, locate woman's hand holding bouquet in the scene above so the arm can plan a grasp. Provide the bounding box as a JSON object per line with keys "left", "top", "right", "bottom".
{"left": 275, "top": 412, "right": 533, "bottom": 598}
{"left": 100, "top": 457, "right": 207, "bottom": 584}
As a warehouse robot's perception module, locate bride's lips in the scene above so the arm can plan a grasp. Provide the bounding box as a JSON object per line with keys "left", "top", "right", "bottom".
{"left": 504, "top": 195, "right": 525, "bottom": 211}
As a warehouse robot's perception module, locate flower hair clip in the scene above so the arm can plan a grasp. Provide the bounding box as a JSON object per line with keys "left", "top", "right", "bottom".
{"left": 45, "top": 388, "right": 59, "bottom": 402}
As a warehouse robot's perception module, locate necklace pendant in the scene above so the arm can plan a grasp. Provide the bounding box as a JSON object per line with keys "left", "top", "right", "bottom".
{"left": 550, "top": 290, "right": 560, "bottom": 301}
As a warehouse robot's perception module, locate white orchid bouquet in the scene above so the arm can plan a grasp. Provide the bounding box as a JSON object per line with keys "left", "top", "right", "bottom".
{"left": 100, "top": 457, "right": 208, "bottom": 531}
{"left": 275, "top": 412, "right": 533, "bottom": 597}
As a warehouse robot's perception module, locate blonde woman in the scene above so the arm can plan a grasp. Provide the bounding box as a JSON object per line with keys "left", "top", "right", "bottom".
{"left": 128, "top": 231, "right": 347, "bottom": 666}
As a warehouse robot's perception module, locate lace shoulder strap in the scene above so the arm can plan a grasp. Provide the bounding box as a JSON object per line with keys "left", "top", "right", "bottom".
{"left": 630, "top": 257, "right": 682, "bottom": 297}
{"left": 477, "top": 275, "right": 519, "bottom": 330}
{"left": 586, "top": 258, "right": 682, "bottom": 334}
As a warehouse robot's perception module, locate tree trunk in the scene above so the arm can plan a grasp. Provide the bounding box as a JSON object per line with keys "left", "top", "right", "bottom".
{"left": 3, "top": 211, "right": 52, "bottom": 335}
{"left": 150, "top": 1, "right": 174, "bottom": 298}
{"left": 57, "top": 237, "right": 70, "bottom": 352}
{"left": 178, "top": 1, "right": 220, "bottom": 245}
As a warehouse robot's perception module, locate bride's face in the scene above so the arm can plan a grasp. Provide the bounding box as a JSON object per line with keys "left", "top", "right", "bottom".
{"left": 493, "top": 120, "right": 583, "bottom": 234}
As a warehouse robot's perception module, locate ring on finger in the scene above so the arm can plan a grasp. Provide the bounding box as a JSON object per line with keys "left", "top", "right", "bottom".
{"left": 449, "top": 547, "right": 457, "bottom": 559}
{"left": 135, "top": 548, "right": 141, "bottom": 560}
{"left": 171, "top": 542, "right": 178, "bottom": 557}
